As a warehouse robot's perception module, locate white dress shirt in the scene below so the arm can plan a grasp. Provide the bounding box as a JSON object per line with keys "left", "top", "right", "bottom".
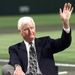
{"left": 63, "top": 27, "right": 70, "bottom": 33}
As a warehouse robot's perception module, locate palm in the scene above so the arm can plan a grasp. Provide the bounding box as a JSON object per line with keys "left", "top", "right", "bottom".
{"left": 61, "top": 10, "right": 71, "bottom": 21}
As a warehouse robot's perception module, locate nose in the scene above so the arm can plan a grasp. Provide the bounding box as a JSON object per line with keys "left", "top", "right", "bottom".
{"left": 29, "top": 28, "right": 32, "bottom": 33}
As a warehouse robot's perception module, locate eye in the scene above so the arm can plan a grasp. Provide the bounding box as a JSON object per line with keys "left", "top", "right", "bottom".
{"left": 23, "top": 28, "right": 28, "bottom": 32}
{"left": 30, "top": 27, "right": 34, "bottom": 29}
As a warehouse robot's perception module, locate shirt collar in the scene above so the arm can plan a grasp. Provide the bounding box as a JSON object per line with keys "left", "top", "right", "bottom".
{"left": 24, "top": 40, "right": 35, "bottom": 46}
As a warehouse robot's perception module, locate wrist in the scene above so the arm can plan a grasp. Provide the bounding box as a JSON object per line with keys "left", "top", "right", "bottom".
{"left": 62, "top": 20, "right": 70, "bottom": 29}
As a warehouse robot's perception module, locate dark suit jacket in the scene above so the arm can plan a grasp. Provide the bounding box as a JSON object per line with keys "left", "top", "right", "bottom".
{"left": 8, "top": 29, "right": 71, "bottom": 75}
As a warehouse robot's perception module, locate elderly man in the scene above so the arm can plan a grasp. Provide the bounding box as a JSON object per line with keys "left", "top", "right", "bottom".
{"left": 2, "top": 3, "right": 73, "bottom": 75}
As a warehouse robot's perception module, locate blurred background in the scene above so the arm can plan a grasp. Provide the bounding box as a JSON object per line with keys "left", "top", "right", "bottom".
{"left": 0, "top": 0, "right": 75, "bottom": 15}
{"left": 0, "top": 0, "right": 75, "bottom": 75}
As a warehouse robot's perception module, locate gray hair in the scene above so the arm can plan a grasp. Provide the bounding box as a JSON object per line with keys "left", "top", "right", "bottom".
{"left": 18, "top": 16, "right": 35, "bottom": 30}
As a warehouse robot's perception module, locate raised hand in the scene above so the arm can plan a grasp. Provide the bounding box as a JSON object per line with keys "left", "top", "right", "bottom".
{"left": 59, "top": 3, "right": 73, "bottom": 29}
{"left": 59, "top": 3, "right": 73, "bottom": 21}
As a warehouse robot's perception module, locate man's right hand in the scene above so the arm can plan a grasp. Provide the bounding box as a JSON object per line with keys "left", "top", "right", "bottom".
{"left": 14, "top": 65, "right": 25, "bottom": 75}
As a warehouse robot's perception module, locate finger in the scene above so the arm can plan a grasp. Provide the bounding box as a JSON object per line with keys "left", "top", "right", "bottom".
{"left": 70, "top": 7, "right": 74, "bottom": 13}
{"left": 66, "top": 3, "right": 70, "bottom": 10}
{"left": 59, "top": 8, "right": 62, "bottom": 14}
{"left": 64, "top": 3, "right": 67, "bottom": 10}
{"left": 68, "top": 3, "right": 71, "bottom": 11}
{"left": 68, "top": 3, "right": 72, "bottom": 11}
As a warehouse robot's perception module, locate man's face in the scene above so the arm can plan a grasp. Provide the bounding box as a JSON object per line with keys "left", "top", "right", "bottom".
{"left": 20, "top": 22, "right": 36, "bottom": 43}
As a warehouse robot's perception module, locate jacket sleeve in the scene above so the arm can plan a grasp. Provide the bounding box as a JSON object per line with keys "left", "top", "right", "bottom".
{"left": 50, "top": 29, "right": 72, "bottom": 54}
{"left": 8, "top": 46, "right": 21, "bottom": 67}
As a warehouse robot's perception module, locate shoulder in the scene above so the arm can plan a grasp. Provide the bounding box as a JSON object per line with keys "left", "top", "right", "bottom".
{"left": 35, "top": 36, "right": 51, "bottom": 43}
{"left": 9, "top": 41, "right": 24, "bottom": 49}
{"left": 37, "top": 36, "right": 50, "bottom": 40}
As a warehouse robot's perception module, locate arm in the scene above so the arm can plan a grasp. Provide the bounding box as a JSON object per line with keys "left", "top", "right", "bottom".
{"left": 59, "top": 3, "right": 73, "bottom": 29}
{"left": 50, "top": 3, "right": 73, "bottom": 53}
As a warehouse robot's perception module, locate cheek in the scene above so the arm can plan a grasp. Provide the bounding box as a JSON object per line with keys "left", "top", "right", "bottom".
{"left": 33, "top": 31, "right": 36, "bottom": 35}
{"left": 31, "top": 31, "right": 36, "bottom": 37}
{"left": 21, "top": 31, "right": 28, "bottom": 37}
{"left": 23, "top": 32, "right": 28, "bottom": 36}
{"left": 32, "top": 29, "right": 36, "bottom": 34}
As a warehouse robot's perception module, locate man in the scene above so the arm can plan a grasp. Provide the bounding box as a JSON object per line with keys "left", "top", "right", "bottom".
{"left": 2, "top": 3, "right": 73, "bottom": 75}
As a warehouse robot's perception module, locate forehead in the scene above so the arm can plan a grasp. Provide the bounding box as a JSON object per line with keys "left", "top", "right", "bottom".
{"left": 22, "top": 23, "right": 33, "bottom": 27}
{"left": 21, "top": 22, "right": 35, "bottom": 29}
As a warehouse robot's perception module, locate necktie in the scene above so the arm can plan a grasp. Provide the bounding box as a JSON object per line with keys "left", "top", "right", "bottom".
{"left": 29, "top": 43, "right": 37, "bottom": 75}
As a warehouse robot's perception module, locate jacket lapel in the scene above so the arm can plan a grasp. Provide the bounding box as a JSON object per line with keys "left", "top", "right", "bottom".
{"left": 35, "top": 38, "right": 42, "bottom": 63}
{"left": 20, "top": 41, "right": 28, "bottom": 71}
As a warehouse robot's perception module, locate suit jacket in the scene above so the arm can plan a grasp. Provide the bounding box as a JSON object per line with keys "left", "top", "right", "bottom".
{"left": 8, "top": 29, "right": 71, "bottom": 75}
